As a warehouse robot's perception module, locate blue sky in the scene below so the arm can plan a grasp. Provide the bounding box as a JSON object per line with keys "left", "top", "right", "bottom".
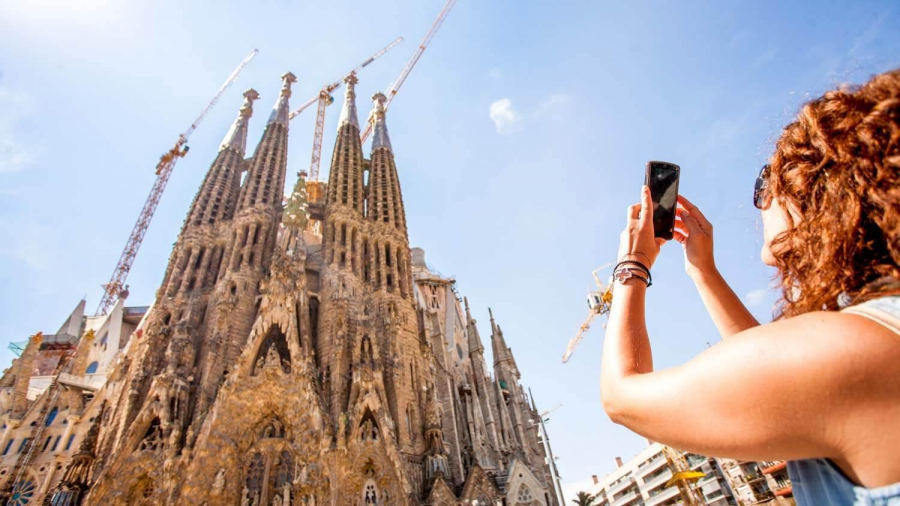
{"left": 1, "top": 0, "right": 897, "bottom": 499}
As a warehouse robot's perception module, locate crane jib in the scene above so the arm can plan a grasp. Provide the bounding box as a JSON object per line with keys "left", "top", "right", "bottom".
{"left": 95, "top": 49, "right": 258, "bottom": 316}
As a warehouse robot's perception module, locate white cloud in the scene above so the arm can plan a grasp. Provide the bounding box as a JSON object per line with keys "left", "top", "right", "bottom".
{"left": 744, "top": 288, "right": 769, "bottom": 308}
{"left": 537, "top": 93, "right": 570, "bottom": 118}
{"left": 0, "top": 87, "right": 35, "bottom": 174}
{"left": 489, "top": 93, "right": 570, "bottom": 135}
{"left": 489, "top": 98, "right": 520, "bottom": 135}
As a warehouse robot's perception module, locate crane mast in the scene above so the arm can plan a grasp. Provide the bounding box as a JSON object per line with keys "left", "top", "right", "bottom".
{"left": 95, "top": 49, "right": 258, "bottom": 316}
{"left": 361, "top": 0, "right": 458, "bottom": 143}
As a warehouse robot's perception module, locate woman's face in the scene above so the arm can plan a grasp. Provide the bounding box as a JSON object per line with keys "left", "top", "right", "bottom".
{"left": 760, "top": 198, "right": 790, "bottom": 266}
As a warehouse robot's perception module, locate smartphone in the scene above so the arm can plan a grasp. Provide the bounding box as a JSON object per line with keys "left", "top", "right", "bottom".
{"left": 644, "top": 161, "right": 680, "bottom": 240}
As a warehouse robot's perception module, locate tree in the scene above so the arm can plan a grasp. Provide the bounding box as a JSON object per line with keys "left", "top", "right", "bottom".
{"left": 571, "top": 491, "right": 599, "bottom": 506}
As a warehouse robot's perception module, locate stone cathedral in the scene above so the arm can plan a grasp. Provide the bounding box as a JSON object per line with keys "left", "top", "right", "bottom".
{"left": 0, "top": 72, "right": 560, "bottom": 505}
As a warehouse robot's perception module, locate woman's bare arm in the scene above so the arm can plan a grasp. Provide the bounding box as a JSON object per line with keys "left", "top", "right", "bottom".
{"left": 601, "top": 190, "right": 900, "bottom": 488}
{"left": 691, "top": 269, "right": 759, "bottom": 338}
{"left": 675, "top": 195, "right": 759, "bottom": 338}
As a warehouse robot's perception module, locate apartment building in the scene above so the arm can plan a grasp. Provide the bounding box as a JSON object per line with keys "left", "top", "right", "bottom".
{"left": 713, "top": 459, "right": 794, "bottom": 506}
{"left": 583, "top": 442, "right": 737, "bottom": 506}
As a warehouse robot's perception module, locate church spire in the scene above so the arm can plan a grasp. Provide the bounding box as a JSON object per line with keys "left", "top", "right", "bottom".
{"left": 267, "top": 72, "right": 297, "bottom": 127}
{"left": 365, "top": 92, "right": 406, "bottom": 233}
{"left": 465, "top": 297, "right": 483, "bottom": 354}
{"left": 489, "top": 308, "right": 512, "bottom": 366}
{"left": 237, "top": 72, "right": 295, "bottom": 212}
{"left": 337, "top": 74, "right": 359, "bottom": 130}
{"left": 324, "top": 74, "right": 364, "bottom": 214}
{"left": 220, "top": 89, "right": 259, "bottom": 153}
{"left": 371, "top": 92, "right": 392, "bottom": 151}
{"left": 183, "top": 89, "right": 260, "bottom": 230}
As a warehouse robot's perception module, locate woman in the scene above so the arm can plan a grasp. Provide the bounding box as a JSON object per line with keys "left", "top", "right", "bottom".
{"left": 601, "top": 69, "right": 900, "bottom": 505}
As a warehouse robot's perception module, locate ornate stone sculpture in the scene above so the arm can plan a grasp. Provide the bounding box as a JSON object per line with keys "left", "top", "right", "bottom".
{"left": 212, "top": 468, "right": 226, "bottom": 495}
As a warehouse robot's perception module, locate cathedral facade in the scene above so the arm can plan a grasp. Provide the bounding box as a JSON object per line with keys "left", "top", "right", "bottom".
{"left": 0, "top": 71, "right": 560, "bottom": 505}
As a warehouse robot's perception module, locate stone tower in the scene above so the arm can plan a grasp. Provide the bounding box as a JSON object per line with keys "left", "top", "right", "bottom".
{"left": 37, "top": 72, "right": 561, "bottom": 506}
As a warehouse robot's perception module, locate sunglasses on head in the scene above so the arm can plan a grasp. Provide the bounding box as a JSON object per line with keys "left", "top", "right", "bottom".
{"left": 754, "top": 164, "right": 770, "bottom": 210}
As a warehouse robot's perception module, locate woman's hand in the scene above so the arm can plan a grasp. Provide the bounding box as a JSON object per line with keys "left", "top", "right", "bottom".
{"left": 674, "top": 195, "right": 716, "bottom": 279}
{"left": 618, "top": 186, "right": 666, "bottom": 267}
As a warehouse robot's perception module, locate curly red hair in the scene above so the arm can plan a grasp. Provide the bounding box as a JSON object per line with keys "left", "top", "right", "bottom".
{"left": 769, "top": 68, "right": 900, "bottom": 317}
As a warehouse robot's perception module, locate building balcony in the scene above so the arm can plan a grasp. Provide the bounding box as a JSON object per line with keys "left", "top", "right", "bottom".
{"left": 774, "top": 485, "right": 793, "bottom": 497}
{"left": 638, "top": 454, "right": 667, "bottom": 475}
{"left": 761, "top": 461, "right": 787, "bottom": 475}
{"left": 641, "top": 468, "right": 673, "bottom": 491}
{"left": 611, "top": 488, "right": 641, "bottom": 506}
{"left": 608, "top": 476, "right": 636, "bottom": 496}
{"left": 644, "top": 485, "right": 679, "bottom": 506}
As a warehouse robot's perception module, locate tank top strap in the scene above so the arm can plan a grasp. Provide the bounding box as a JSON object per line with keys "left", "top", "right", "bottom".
{"left": 841, "top": 295, "right": 900, "bottom": 336}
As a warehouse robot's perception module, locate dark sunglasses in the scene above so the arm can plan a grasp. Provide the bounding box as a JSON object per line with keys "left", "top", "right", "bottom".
{"left": 754, "top": 164, "right": 771, "bottom": 210}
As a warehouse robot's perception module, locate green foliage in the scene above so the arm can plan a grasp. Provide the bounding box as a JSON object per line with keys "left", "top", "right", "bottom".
{"left": 283, "top": 173, "right": 309, "bottom": 229}
{"left": 571, "top": 490, "right": 600, "bottom": 506}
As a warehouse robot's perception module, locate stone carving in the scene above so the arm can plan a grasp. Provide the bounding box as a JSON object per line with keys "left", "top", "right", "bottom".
{"left": 212, "top": 468, "right": 226, "bottom": 494}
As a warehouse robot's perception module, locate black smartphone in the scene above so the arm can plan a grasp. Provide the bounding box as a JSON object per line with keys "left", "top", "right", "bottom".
{"left": 644, "top": 161, "right": 680, "bottom": 240}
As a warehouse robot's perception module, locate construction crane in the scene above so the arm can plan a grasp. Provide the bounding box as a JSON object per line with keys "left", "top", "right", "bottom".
{"left": 360, "top": 0, "right": 458, "bottom": 144}
{"left": 561, "top": 263, "right": 615, "bottom": 363}
{"left": 287, "top": 36, "right": 403, "bottom": 203}
{"left": 95, "top": 49, "right": 258, "bottom": 316}
{"left": 663, "top": 446, "right": 707, "bottom": 505}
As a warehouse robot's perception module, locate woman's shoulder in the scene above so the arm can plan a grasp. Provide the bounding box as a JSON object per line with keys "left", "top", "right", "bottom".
{"left": 760, "top": 299, "right": 900, "bottom": 344}
{"left": 841, "top": 295, "right": 900, "bottom": 335}
{"left": 739, "top": 307, "right": 900, "bottom": 386}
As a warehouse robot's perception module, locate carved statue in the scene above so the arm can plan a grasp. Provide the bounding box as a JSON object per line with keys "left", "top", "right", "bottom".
{"left": 240, "top": 487, "right": 250, "bottom": 506}
{"left": 212, "top": 468, "right": 226, "bottom": 494}
{"left": 273, "top": 493, "right": 283, "bottom": 506}
{"left": 264, "top": 345, "right": 281, "bottom": 369}
{"left": 295, "top": 463, "right": 308, "bottom": 486}
{"left": 283, "top": 483, "right": 291, "bottom": 506}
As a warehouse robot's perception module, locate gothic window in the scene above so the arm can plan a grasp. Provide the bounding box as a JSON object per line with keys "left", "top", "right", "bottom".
{"left": 362, "top": 479, "right": 379, "bottom": 505}
{"left": 363, "top": 239, "right": 370, "bottom": 282}
{"left": 516, "top": 484, "right": 535, "bottom": 504}
{"left": 275, "top": 450, "right": 293, "bottom": 489}
{"left": 137, "top": 417, "right": 162, "bottom": 452}
{"left": 45, "top": 408, "right": 58, "bottom": 426}
{"left": 245, "top": 452, "right": 265, "bottom": 495}
{"left": 429, "top": 286, "right": 439, "bottom": 309}
{"left": 85, "top": 362, "right": 99, "bottom": 374}
{"left": 8, "top": 478, "right": 36, "bottom": 506}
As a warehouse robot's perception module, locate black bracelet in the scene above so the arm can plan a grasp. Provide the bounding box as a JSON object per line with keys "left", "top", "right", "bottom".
{"left": 614, "top": 260, "right": 652, "bottom": 285}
